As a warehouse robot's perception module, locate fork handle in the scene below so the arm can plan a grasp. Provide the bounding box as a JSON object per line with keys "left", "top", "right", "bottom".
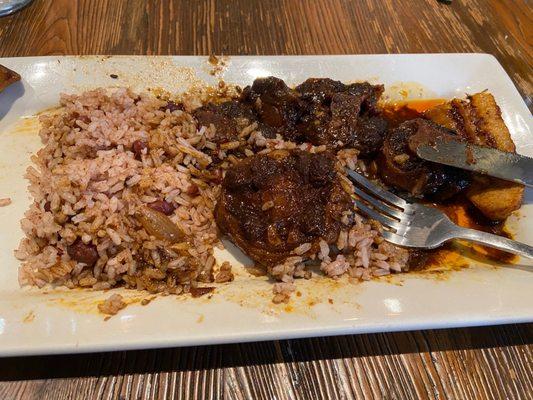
{"left": 452, "top": 227, "right": 533, "bottom": 259}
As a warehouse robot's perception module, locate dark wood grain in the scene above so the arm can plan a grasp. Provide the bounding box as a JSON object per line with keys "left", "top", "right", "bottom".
{"left": 0, "top": 325, "right": 532, "bottom": 399}
{"left": 1, "top": 1, "right": 532, "bottom": 399}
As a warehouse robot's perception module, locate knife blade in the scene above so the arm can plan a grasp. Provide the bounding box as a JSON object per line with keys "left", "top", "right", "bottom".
{"left": 415, "top": 139, "right": 533, "bottom": 188}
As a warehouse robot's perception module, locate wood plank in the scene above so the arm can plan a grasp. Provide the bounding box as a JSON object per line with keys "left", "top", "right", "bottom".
{"left": 1, "top": 325, "right": 531, "bottom": 399}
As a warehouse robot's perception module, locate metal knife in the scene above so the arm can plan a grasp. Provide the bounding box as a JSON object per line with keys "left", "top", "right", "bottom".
{"left": 415, "top": 139, "right": 533, "bottom": 188}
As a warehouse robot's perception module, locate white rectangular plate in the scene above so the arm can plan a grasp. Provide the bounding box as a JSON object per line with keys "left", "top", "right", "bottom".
{"left": 0, "top": 55, "right": 532, "bottom": 357}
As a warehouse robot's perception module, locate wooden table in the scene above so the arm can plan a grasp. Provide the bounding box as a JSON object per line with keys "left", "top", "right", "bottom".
{"left": 0, "top": 1, "right": 532, "bottom": 399}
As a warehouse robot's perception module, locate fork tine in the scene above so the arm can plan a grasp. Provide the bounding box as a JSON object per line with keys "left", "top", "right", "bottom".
{"left": 352, "top": 186, "right": 405, "bottom": 220}
{"left": 381, "top": 230, "right": 410, "bottom": 246}
{"left": 354, "top": 200, "right": 404, "bottom": 231}
{"left": 346, "top": 169, "right": 408, "bottom": 209}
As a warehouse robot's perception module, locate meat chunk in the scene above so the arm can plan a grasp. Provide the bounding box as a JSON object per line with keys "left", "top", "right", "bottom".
{"left": 241, "top": 77, "right": 303, "bottom": 141}
{"left": 296, "top": 78, "right": 348, "bottom": 103}
{"left": 0, "top": 64, "right": 20, "bottom": 93}
{"left": 328, "top": 94, "right": 387, "bottom": 153}
{"left": 295, "top": 78, "right": 383, "bottom": 114}
{"left": 215, "top": 150, "right": 352, "bottom": 266}
{"left": 295, "top": 79, "right": 387, "bottom": 154}
{"left": 297, "top": 93, "right": 359, "bottom": 147}
{"left": 378, "top": 118, "right": 470, "bottom": 200}
{"left": 240, "top": 77, "right": 387, "bottom": 153}
{"left": 425, "top": 92, "right": 523, "bottom": 220}
{"left": 193, "top": 100, "right": 256, "bottom": 143}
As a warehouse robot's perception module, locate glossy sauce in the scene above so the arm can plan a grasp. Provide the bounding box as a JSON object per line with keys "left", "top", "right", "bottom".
{"left": 380, "top": 99, "right": 446, "bottom": 127}
{"left": 437, "top": 200, "right": 517, "bottom": 264}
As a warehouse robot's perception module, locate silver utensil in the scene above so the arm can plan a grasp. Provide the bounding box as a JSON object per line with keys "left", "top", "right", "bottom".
{"left": 346, "top": 169, "right": 533, "bottom": 259}
{"left": 416, "top": 139, "right": 533, "bottom": 188}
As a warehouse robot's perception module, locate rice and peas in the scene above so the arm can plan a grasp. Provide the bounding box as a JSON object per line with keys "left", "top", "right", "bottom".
{"left": 14, "top": 86, "right": 409, "bottom": 311}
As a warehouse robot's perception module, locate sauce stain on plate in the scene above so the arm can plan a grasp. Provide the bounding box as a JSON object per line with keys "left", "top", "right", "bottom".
{"left": 46, "top": 289, "right": 149, "bottom": 315}
{"left": 9, "top": 116, "right": 40, "bottom": 135}
{"left": 22, "top": 310, "right": 35, "bottom": 323}
{"left": 216, "top": 269, "right": 363, "bottom": 318}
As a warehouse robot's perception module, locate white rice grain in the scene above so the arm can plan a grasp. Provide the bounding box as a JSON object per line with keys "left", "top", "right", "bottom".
{"left": 337, "top": 230, "right": 348, "bottom": 250}
{"left": 293, "top": 242, "right": 311, "bottom": 255}
{"left": 106, "top": 228, "right": 122, "bottom": 245}
{"left": 319, "top": 239, "right": 330, "bottom": 261}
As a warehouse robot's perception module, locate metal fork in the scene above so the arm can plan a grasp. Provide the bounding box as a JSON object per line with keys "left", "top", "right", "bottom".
{"left": 346, "top": 170, "right": 533, "bottom": 259}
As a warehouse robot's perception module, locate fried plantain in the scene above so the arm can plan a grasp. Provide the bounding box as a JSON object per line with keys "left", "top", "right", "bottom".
{"left": 425, "top": 92, "right": 524, "bottom": 220}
